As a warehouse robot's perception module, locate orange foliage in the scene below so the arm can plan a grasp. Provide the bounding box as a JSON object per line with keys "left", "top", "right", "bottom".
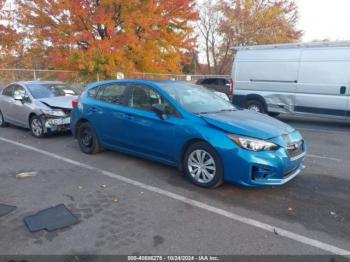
{"left": 13, "top": 0, "right": 198, "bottom": 77}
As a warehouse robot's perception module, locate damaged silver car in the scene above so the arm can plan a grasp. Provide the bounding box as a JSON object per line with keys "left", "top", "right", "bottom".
{"left": 0, "top": 81, "right": 81, "bottom": 138}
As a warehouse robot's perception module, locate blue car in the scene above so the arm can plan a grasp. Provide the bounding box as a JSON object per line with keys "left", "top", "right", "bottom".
{"left": 71, "top": 80, "right": 306, "bottom": 188}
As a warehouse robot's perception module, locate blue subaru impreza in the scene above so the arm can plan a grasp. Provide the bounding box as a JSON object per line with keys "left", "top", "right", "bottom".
{"left": 71, "top": 80, "right": 306, "bottom": 188}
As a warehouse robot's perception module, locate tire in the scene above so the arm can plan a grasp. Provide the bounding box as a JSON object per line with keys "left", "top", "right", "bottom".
{"left": 184, "top": 142, "right": 224, "bottom": 188}
{"left": 30, "top": 115, "right": 46, "bottom": 138}
{"left": 0, "top": 110, "right": 9, "bottom": 127}
{"left": 77, "top": 122, "right": 101, "bottom": 154}
{"left": 246, "top": 99, "right": 266, "bottom": 114}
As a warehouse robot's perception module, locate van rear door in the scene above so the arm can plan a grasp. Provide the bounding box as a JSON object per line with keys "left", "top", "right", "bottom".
{"left": 295, "top": 48, "right": 350, "bottom": 119}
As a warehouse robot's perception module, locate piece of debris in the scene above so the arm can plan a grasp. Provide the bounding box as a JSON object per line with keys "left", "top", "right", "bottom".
{"left": 101, "top": 184, "right": 107, "bottom": 189}
{"left": 63, "top": 194, "right": 75, "bottom": 202}
{"left": 78, "top": 186, "right": 83, "bottom": 190}
{"left": 112, "top": 198, "right": 119, "bottom": 203}
{"left": 329, "top": 211, "right": 338, "bottom": 218}
{"left": 24, "top": 204, "right": 78, "bottom": 232}
{"left": 0, "top": 204, "right": 17, "bottom": 217}
{"left": 15, "top": 171, "right": 37, "bottom": 179}
{"left": 288, "top": 207, "right": 293, "bottom": 211}
{"left": 273, "top": 228, "right": 279, "bottom": 235}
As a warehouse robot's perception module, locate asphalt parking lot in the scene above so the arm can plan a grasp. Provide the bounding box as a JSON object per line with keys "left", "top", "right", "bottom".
{"left": 0, "top": 115, "right": 349, "bottom": 257}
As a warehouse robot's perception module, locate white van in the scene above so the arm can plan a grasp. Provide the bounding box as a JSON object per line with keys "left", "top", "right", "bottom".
{"left": 231, "top": 42, "right": 350, "bottom": 119}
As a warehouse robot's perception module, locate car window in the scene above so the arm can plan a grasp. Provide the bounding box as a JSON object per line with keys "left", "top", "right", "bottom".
{"left": 2, "top": 86, "right": 14, "bottom": 97}
{"left": 87, "top": 87, "right": 99, "bottom": 98}
{"left": 128, "top": 85, "right": 177, "bottom": 115}
{"left": 158, "top": 82, "right": 236, "bottom": 114}
{"left": 96, "top": 84, "right": 128, "bottom": 105}
{"left": 13, "top": 85, "right": 27, "bottom": 97}
{"left": 13, "top": 85, "right": 31, "bottom": 102}
{"left": 26, "top": 84, "right": 81, "bottom": 99}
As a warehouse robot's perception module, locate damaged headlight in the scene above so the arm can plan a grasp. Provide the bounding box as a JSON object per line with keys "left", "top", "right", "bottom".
{"left": 228, "top": 135, "right": 279, "bottom": 152}
{"left": 41, "top": 109, "right": 66, "bottom": 117}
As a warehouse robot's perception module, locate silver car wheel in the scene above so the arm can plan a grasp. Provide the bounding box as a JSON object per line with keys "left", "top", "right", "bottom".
{"left": 0, "top": 111, "right": 3, "bottom": 125}
{"left": 248, "top": 105, "right": 261, "bottom": 112}
{"left": 188, "top": 149, "right": 216, "bottom": 184}
{"left": 31, "top": 118, "right": 43, "bottom": 137}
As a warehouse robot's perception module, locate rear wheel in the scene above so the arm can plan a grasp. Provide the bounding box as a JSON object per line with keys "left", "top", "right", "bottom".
{"left": 246, "top": 99, "right": 266, "bottom": 113}
{"left": 30, "top": 116, "right": 45, "bottom": 138}
{"left": 184, "top": 142, "right": 224, "bottom": 188}
{"left": 0, "top": 110, "right": 9, "bottom": 127}
{"left": 77, "top": 122, "right": 101, "bottom": 154}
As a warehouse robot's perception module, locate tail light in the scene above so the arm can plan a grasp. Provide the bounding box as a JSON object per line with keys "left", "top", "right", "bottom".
{"left": 72, "top": 98, "right": 79, "bottom": 109}
{"left": 229, "top": 79, "right": 234, "bottom": 97}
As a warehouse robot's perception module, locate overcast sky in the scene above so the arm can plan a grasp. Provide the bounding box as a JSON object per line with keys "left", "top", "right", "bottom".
{"left": 295, "top": 0, "right": 350, "bottom": 41}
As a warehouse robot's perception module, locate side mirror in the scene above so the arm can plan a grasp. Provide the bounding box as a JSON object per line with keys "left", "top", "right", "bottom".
{"left": 152, "top": 104, "right": 167, "bottom": 120}
{"left": 13, "top": 91, "right": 25, "bottom": 101}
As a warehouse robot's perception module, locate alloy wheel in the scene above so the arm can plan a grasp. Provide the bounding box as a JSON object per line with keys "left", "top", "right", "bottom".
{"left": 0, "top": 111, "right": 3, "bottom": 126}
{"left": 188, "top": 149, "right": 216, "bottom": 184}
{"left": 31, "top": 118, "right": 43, "bottom": 137}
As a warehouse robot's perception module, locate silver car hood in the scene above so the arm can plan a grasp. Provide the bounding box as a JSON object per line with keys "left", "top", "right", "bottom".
{"left": 38, "top": 96, "right": 77, "bottom": 110}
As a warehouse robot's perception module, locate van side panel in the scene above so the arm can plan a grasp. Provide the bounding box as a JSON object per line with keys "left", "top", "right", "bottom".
{"left": 234, "top": 49, "right": 300, "bottom": 112}
{"left": 295, "top": 47, "right": 350, "bottom": 118}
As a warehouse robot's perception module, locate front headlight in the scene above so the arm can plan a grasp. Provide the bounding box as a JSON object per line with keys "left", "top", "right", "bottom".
{"left": 228, "top": 134, "right": 278, "bottom": 152}
{"left": 41, "top": 109, "right": 66, "bottom": 117}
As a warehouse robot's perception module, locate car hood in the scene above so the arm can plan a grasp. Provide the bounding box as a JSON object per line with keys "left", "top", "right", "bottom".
{"left": 201, "top": 110, "right": 295, "bottom": 140}
{"left": 38, "top": 96, "right": 77, "bottom": 110}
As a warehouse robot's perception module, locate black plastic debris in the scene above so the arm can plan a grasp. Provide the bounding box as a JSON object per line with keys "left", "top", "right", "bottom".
{"left": 0, "top": 204, "right": 17, "bottom": 217}
{"left": 24, "top": 204, "right": 78, "bottom": 232}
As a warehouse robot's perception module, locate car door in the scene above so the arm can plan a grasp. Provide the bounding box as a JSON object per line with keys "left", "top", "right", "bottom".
{"left": 0, "top": 85, "right": 14, "bottom": 123}
{"left": 86, "top": 83, "right": 131, "bottom": 147}
{"left": 9, "top": 85, "right": 32, "bottom": 127}
{"left": 120, "top": 84, "right": 182, "bottom": 164}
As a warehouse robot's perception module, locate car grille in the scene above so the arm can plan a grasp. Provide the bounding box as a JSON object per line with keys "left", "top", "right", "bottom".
{"left": 286, "top": 140, "right": 304, "bottom": 159}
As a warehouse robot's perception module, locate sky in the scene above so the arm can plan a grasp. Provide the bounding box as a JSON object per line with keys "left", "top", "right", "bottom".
{"left": 295, "top": 0, "right": 350, "bottom": 42}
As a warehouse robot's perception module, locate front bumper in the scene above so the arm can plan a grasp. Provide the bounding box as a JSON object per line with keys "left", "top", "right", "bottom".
{"left": 41, "top": 115, "right": 71, "bottom": 133}
{"left": 223, "top": 142, "right": 307, "bottom": 188}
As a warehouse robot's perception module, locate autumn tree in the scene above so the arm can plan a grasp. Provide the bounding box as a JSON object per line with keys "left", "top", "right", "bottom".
{"left": 0, "top": 0, "right": 17, "bottom": 67}
{"left": 13, "top": 0, "right": 198, "bottom": 78}
{"left": 198, "top": 0, "right": 302, "bottom": 74}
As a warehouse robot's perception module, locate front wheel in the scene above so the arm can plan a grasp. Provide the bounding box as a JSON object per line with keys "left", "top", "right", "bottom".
{"left": 184, "top": 142, "right": 224, "bottom": 188}
{"left": 0, "top": 110, "right": 9, "bottom": 127}
{"left": 30, "top": 116, "right": 46, "bottom": 138}
{"left": 77, "top": 122, "right": 101, "bottom": 154}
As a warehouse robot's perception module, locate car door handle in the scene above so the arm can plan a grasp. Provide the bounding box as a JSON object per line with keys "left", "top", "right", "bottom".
{"left": 340, "top": 86, "right": 346, "bottom": 95}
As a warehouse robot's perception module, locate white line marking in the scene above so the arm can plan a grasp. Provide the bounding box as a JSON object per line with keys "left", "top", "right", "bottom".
{"left": 0, "top": 136, "right": 349, "bottom": 256}
{"left": 308, "top": 154, "right": 346, "bottom": 163}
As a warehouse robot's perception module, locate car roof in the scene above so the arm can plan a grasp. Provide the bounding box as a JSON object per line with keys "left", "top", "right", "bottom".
{"left": 86, "top": 79, "right": 189, "bottom": 89}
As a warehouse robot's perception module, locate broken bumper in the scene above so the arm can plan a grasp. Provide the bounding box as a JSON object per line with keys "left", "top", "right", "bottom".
{"left": 42, "top": 116, "right": 71, "bottom": 133}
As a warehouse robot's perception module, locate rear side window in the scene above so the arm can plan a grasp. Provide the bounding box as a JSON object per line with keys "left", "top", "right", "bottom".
{"left": 2, "top": 86, "right": 14, "bottom": 97}
{"left": 87, "top": 87, "right": 99, "bottom": 98}
{"left": 203, "top": 78, "right": 219, "bottom": 85}
{"left": 96, "top": 84, "right": 128, "bottom": 105}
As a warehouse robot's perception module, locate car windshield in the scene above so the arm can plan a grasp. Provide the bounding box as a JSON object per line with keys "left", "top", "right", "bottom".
{"left": 26, "top": 84, "right": 82, "bottom": 99}
{"left": 158, "top": 82, "right": 236, "bottom": 114}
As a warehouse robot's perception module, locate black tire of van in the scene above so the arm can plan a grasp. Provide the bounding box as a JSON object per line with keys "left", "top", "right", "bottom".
{"left": 246, "top": 100, "right": 266, "bottom": 114}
